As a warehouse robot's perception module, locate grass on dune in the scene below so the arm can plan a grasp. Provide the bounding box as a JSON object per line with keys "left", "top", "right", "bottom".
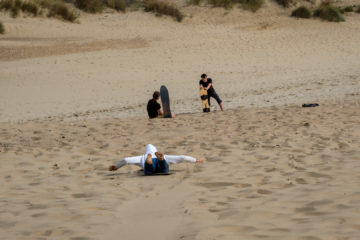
{"left": 0, "top": 21, "right": 5, "bottom": 34}
{"left": 144, "top": 0, "right": 184, "bottom": 22}
{"left": 291, "top": 6, "right": 312, "bottom": 18}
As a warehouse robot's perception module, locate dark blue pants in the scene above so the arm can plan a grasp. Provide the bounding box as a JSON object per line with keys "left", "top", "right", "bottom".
{"left": 144, "top": 158, "right": 169, "bottom": 175}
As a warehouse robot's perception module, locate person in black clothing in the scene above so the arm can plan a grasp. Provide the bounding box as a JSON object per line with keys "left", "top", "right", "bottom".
{"left": 199, "top": 73, "right": 224, "bottom": 111}
{"left": 147, "top": 91, "right": 163, "bottom": 119}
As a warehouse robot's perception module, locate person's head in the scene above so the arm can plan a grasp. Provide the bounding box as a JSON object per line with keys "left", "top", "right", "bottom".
{"left": 153, "top": 91, "right": 160, "bottom": 100}
{"left": 201, "top": 73, "right": 207, "bottom": 82}
{"left": 155, "top": 152, "right": 164, "bottom": 160}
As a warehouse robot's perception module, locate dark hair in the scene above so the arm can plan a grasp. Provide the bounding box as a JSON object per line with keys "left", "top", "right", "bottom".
{"left": 201, "top": 73, "right": 207, "bottom": 79}
{"left": 153, "top": 91, "right": 160, "bottom": 99}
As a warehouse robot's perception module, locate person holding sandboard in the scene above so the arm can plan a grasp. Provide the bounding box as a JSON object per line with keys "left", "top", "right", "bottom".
{"left": 109, "top": 144, "right": 204, "bottom": 175}
{"left": 199, "top": 73, "right": 224, "bottom": 111}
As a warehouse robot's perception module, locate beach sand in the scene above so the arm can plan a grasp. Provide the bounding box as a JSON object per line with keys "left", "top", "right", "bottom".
{"left": 1, "top": 2, "right": 360, "bottom": 239}
{"left": 1, "top": 98, "right": 360, "bottom": 240}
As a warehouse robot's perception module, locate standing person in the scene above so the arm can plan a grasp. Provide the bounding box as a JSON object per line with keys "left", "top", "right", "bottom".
{"left": 199, "top": 73, "right": 224, "bottom": 111}
{"left": 108, "top": 144, "right": 204, "bottom": 175}
{"left": 147, "top": 91, "right": 163, "bottom": 119}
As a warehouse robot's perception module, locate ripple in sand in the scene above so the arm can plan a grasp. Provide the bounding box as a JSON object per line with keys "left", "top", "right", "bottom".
{"left": 257, "top": 189, "right": 272, "bottom": 194}
{"left": 0, "top": 221, "right": 16, "bottom": 228}
{"left": 214, "top": 225, "right": 256, "bottom": 233}
{"left": 198, "top": 182, "right": 236, "bottom": 188}
{"left": 72, "top": 193, "right": 94, "bottom": 198}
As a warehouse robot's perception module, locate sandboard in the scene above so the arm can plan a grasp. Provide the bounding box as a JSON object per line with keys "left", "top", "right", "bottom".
{"left": 160, "top": 85, "right": 172, "bottom": 118}
{"left": 139, "top": 170, "right": 173, "bottom": 176}
{"left": 200, "top": 88, "right": 210, "bottom": 112}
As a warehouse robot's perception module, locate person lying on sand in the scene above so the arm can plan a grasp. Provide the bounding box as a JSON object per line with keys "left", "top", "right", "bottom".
{"left": 199, "top": 73, "right": 224, "bottom": 111}
{"left": 109, "top": 144, "right": 204, "bottom": 175}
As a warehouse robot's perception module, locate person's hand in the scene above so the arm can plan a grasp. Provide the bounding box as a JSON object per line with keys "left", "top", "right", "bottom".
{"left": 196, "top": 158, "right": 205, "bottom": 163}
{"left": 109, "top": 165, "right": 117, "bottom": 171}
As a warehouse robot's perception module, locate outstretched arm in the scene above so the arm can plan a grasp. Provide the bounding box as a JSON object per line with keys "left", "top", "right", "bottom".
{"left": 109, "top": 155, "right": 143, "bottom": 171}
{"left": 164, "top": 155, "right": 205, "bottom": 164}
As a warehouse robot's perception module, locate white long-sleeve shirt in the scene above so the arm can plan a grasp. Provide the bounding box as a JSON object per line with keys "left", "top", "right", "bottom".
{"left": 115, "top": 154, "right": 196, "bottom": 169}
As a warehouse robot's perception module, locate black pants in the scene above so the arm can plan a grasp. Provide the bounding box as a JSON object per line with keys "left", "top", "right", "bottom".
{"left": 208, "top": 89, "right": 222, "bottom": 106}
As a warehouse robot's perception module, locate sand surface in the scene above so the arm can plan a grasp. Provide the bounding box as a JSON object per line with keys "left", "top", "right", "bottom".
{"left": 1, "top": 2, "right": 360, "bottom": 239}
{"left": 1, "top": 98, "right": 360, "bottom": 240}
{"left": 1, "top": 4, "right": 360, "bottom": 122}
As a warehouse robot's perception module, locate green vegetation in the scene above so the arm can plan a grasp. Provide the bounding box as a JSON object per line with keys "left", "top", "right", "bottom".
{"left": 0, "top": 21, "right": 5, "bottom": 34}
{"left": 144, "top": 0, "right": 184, "bottom": 22}
{"left": 208, "top": 0, "right": 234, "bottom": 9}
{"left": 314, "top": 5, "right": 345, "bottom": 22}
{"left": 74, "top": 0, "right": 103, "bottom": 13}
{"left": 187, "top": 0, "right": 202, "bottom": 6}
{"left": 275, "top": 0, "right": 292, "bottom": 8}
{"left": 105, "top": 0, "right": 126, "bottom": 12}
{"left": 343, "top": 6, "right": 353, "bottom": 12}
{"left": 21, "top": 1, "right": 39, "bottom": 16}
{"left": 48, "top": 1, "right": 78, "bottom": 22}
{"left": 239, "top": 0, "right": 264, "bottom": 12}
{"left": 0, "top": 0, "right": 78, "bottom": 22}
{"left": 291, "top": 6, "right": 311, "bottom": 18}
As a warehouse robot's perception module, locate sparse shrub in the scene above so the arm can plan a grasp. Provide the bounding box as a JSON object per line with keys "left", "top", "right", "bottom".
{"left": 208, "top": 0, "right": 234, "bottom": 9}
{"left": 10, "top": 0, "right": 22, "bottom": 17}
{"left": 105, "top": 0, "right": 126, "bottom": 12}
{"left": 343, "top": 6, "right": 353, "bottom": 12}
{"left": 48, "top": 1, "right": 78, "bottom": 22}
{"left": 239, "top": 0, "right": 264, "bottom": 12}
{"left": 144, "top": 0, "right": 184, "bottom": 22}
{"left": 291, "top": 6, "right": 311, "bottom": 18}
{"left": 337, "top": 7, "right": 344, "bottom": 14}
{"left": 275, "top": 0, "right": 292, "bottom": 7}
{"left": 0, "top": 0, "right": 14, "bottom": 11}
{"left": 314, "top": 6, "right": 345, "bottom": 22}
{"left": 357, "top": 6, "right": 360, "bottom": 13}
{"left": 21, "top": 1, "right": 39, "bottom": 16}
{"left": 187, "top": 0, "right": 202, "bottom": 5}
{"left": 75, "top": 0, "right": 103, "bottom": 13}
{"left": 35, "top": 0, "right": 53, "bottom": 8}
{"left": 0, "top": 21, "right": 5, "bottom": 34}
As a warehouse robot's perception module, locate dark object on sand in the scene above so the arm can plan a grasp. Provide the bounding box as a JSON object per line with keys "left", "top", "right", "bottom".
{"left": 160, "top": 85, "right": 172, "bottom": 118}
{"left": 302, "top": 103, "right": 319, "bottom": 107}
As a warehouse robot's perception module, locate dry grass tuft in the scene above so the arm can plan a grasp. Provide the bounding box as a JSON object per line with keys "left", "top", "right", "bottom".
{"left": 314, "top": 5, "right": 345, "bottom": 22}
{"left": 105, "top": 0, "right": 126, "bottom": 12}
{"left": 144, "top": 0, "right": 184, "bottom": 22}
{"left": 0, "top": 21, "right": 5, "bottom": 34}
{"left": 239, "top": 0, "right": 263, "bottom": 12}
{"left": 74, "top": 0, "right": 103, "bottom": 13}
{"left": 291, "top": 6, "right": 311, "bottom": 18}
{"left": 275, "top": 0, "right": 292, "bottom": 8}
{"left": 48, "top": 1, "right": 78, "bottom": 22}
{"left": 208, "top": 0, "right": 234, "bottom": 9}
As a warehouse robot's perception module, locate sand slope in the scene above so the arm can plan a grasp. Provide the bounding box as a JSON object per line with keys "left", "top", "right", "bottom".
{"left": 1, "top": 97, "right": 360, "bottom": 239}
{"left": 1, "top": 2, "right": 360, "bottom": 239}
{"left": 1, "top": 7, "right": 360, "bottom": 122}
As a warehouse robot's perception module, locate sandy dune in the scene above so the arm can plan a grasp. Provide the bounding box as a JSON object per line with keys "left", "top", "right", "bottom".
{"left": 1, "top": 2, "right": 360, "bottom": 239}
{"left": 1, "top": 98, "right": 360, "bottom": 239}
{"left": 1, "top": 5, "right": 360, "bottom": 122}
